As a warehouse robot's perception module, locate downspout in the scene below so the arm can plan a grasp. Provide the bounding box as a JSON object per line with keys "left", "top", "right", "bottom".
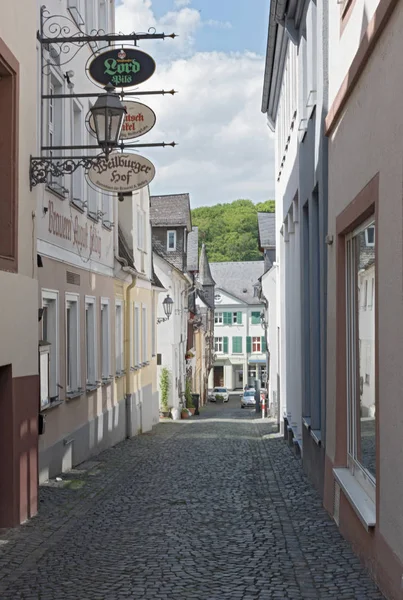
{"left": 124, "top": 270, "right": 136, "bottom": 439}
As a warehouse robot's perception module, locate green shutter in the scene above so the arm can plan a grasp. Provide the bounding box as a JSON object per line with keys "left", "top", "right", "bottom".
{"left": 252, "top": 311, "right": 260, "bottom": 324}
{"left": 237, "top": 311, "right": 242, "bottom": 324}
{"left": 232, "top": 336, "right": 242, "bottom": 354}
{"left": 261, "top": 336, "right": 266, "bottom": 352}
{"left": 246, "top": 336, "right": 252, "bottom": 353}
{"left": 223, "top": 337, "right": 228, "bottom": 354}
{"left": 223, "top": 312, "right": 231, "bottom": 325}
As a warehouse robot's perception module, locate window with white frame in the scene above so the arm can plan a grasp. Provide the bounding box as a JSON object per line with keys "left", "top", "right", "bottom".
{"left": 115, "top": 300, "right": 124, "bottom": 374}
{"left": 48, "top": 73, "right": 63, "bottom": 190}
{"left": 85, "top": 297, "right": 97, "bottom": 385}
{"left": 134, "top": 304, "right": 140, "bottom": 366}
{"left": 72, "top": 101, "right": 84, "bottom": 205}
{"left": 101, "top": 194, "right": 112, "bottom": 227}
{"left": 252, "top": 337, "right": 261, "bottom": 352}
{"left": 365, "top": 225, "right": 375, "bottom": 247}
{"left": 142, "top": 306, "right": 148, "bottom": 364}
{"left": 151, "top": 294, "right": 156, "bottom": 356}
{"left": 215, "top": 312, "right": 223, "bottom": 325}
{"left": 346, "top": 219, "right": 376, "bottom": 500}
{"left": 42, "top": 290, "right": 59, "bottom": 402}
{"left": 137, "top": 209, "right": 145, "bottom": 250}
{"left": 167, "top": 230, "right": 176, "bottom": 251}
{"left": 101, "top": 298, "right": 111, "bottom": 380}
{"left": 87, "top": 124, "right": 99, "bottom": 217}
{"left": 215, "top": 337, "right": 223, "bottom": 352}
{"left": 66, "top": 293, "right": 80, "bottom": 393}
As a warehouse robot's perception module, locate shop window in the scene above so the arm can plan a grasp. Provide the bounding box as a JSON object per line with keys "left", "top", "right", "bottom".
{"left": 346, "top": 219, "right": 376, "bottom": 500}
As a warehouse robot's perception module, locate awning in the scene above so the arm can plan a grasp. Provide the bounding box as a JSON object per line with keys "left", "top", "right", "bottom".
{"left": 248, "top": 358, "right": 266, "bottom": 364}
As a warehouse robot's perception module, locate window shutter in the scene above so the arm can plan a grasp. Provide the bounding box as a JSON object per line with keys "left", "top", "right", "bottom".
{"left": 261, "top": 336, "right": 266, "bottom": 352}
{"left": 232, "top": 336, "right": 242, "bottom": 353}
{"left": 223, "top": 337, "right": 228, "bottom": 354}
{"left": 223, "top": 312, "right": 231, "bottom": 325}
{"left": 237, "top": 311, "right": 242, "bottom": 324}
{"left": 246, "top": 336, "right": 251, "bottom": 353}
{"left": 252, "top": 311, "right": 260, "bottom": 324}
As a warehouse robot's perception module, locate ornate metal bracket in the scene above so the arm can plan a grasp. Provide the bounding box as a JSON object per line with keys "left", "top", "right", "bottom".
{"left": 157, "top": 317, "right": 169, "bottom": 324}
{"left": 39, "top": 6, "right": 176, "bottom": 69}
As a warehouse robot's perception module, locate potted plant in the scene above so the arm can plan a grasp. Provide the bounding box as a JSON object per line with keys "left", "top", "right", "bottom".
{"left": 160, "top": 367, "right": 171, "bottom": 418}
{"left": 185, "top": 377, "right": 195, "bottom": 415}
{"left": 215, "top": 394, "right": 224, "bottom": 403}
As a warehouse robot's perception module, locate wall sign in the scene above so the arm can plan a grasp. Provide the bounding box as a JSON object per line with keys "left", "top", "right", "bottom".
{"left": 88, "top": 48, "right": 156, "bottom": 88}
{"left": 89, "top": 101, "right": 156, "bottom": 140}
{"left": 87, "top": 153, "right": 155, "bottom": 194}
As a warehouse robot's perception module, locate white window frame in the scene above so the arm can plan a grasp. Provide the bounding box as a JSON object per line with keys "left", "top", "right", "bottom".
{"left": 232, "top": 312, "right": 238, "bottom": 324}
{"left": 85, "top": 296, "right": 97, "bottom": 386}
{"left": 71, "top": 99, "right": 84, "bottom": 206}
{"left": 215, "top": 337, "right": 223, "bottom": 353}
{"left": 167, "top": 230, "right": 176, "bottom": 251}
{"left": 142, "top": 305, "right": 148, "bottom": 364}
{"left": 65, "top": 292, "right": 80, "bottom": 394}
{"left": 365, "top": 225, "right": 375, "bottom": 247}
{"left": 42, "top": 289, "right": 59, "bottom": 402}
{"left": 134, "top": 303, "right": 140, "bottom": 367}
{"left": 115, "top": 300, "right": 124, "bottom": 375}
{"left": 100, "top": 297, "right": 111, "bottom": 380}
{"left": 48, "top": 71, "right": 64, "bottom": 191}
{"left": 151, "top": 293, "right": 156, "bottom": 356}
{"left": 346, "top": 218, "right": 376, "bottom": 503}
{"left": 137, "top": 209, "right": 145, "bottom": 251}
{"left": 252, "top": 336, "right": 261, "bottom": 353}
{"left": 215, "top": 312, "right": 223, "bottom": 325}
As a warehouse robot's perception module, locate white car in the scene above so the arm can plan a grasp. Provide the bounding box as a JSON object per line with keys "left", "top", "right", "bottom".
{"left": 211, "top": 387, "right": 229, "bottom": 402}
{"left": 241, "top": 389, "right": 256, "bottom": 408}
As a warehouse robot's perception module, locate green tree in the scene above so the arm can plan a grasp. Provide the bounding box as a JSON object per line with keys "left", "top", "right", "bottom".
{"left": 192, "top": 198, "right": 274, "bottom": 262}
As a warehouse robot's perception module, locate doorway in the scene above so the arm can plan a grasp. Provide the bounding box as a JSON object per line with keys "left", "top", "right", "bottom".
{"left": 214, "top": 366, "right": 224, "bottom": 387}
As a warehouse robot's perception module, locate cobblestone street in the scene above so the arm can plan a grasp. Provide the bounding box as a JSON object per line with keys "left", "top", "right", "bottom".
{"left": 0, "top": 398, "right": 385, "bottom": 600}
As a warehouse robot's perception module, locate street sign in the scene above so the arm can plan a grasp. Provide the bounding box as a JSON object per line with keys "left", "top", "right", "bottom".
{"left": 87, "top": 153, "right": 155, "bottom": 194}
{"left": 89, "top": 100, "right": 156, "bottom": 140}
{"left": 88, "top": 48, "right": 156, "bottom": 88}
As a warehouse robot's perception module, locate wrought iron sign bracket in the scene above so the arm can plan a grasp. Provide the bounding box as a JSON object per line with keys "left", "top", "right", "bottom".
{"left": 156, "top": 317, "right": 169, "bottom": 324}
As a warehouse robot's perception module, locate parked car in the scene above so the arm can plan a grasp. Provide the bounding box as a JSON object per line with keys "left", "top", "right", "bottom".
{"left": 241, "top": 389, "right": 256, "bottom": 408}
{"left": 211, "top": 387, "right": 229, "bottom": 402}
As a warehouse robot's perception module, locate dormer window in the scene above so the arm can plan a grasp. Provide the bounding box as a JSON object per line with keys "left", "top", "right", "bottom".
{"left": 167, "top": 230, "right": 176, "bottom": 251}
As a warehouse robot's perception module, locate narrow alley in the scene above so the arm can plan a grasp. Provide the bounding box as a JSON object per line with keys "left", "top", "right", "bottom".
{"left": 0, "top": 399, "right": 384, "bottom": 600}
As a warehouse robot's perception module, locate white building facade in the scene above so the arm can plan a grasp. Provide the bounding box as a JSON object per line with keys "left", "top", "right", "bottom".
{"left": 208, "top": 262, "right": 265, "bottom": 391}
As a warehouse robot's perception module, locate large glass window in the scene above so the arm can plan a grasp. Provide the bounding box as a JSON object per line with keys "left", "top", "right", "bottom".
{"left": 346, "top": 219, "right": 376, "bottom": 498}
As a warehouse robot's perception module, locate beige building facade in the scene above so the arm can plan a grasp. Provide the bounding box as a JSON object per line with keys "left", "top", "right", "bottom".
{"left": 0, "top": 3, "right": 40, "bottom": 527}
{"left": 325, "top": 1, "right": 403, "bottom": 597}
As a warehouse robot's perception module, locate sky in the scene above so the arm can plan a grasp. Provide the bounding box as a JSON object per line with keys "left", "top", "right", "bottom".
{"left": 115, "top": 0, "right": 274, "bottom": 208}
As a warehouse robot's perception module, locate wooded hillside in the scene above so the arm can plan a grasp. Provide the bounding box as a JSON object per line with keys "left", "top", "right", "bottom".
{"left": 191, "top": 199, "right": 275, "bottom": 262}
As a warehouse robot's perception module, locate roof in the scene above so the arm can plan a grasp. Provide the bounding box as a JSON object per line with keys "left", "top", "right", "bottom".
{"left": 258, "top": 212, "right": 276, "bottom": 248}
{"left": 198, "top": 243, "right": 215, "bottom": 286}
{"left": 150, "top": 193, "right": 192, "bottom": 231}
{"left": 210, "top": 261, "right": 265, "bottom": 305}
{"left": 187, "top": 226, "right": 199, "bottom": 271}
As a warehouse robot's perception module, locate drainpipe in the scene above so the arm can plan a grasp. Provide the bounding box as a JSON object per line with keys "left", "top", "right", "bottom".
{"left": 124, "top": 270, "right": 136, "bottom": 439}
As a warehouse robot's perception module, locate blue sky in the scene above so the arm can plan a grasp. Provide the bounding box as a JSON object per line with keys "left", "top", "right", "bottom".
{"left": 115, "top": 0, "right": 274, "bottom": 207}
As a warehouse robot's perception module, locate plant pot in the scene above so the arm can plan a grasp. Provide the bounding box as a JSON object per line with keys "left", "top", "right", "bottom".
{"left": 181, "top": 409, "right": 190, "bottom": 419}
{"left": 187, "top": 407, "right": 195, "bottom": 415}
{"left": 160, "top": 410, "right": 171, "bottom": 419}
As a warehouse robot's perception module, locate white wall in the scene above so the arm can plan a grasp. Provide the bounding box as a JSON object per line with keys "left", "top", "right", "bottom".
{"left": 261, "top": 265, "right": 278, "bottom": 419}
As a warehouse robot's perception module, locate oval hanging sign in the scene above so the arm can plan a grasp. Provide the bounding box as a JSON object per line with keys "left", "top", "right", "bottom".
{"left": 87, "top": 153, "right": 155, "bottom": 194}
{"left": 89, "top": 101, "right": 156, "bottom": 140}
{"left": 88, "top": 48, "right": 156, "bottom": 88}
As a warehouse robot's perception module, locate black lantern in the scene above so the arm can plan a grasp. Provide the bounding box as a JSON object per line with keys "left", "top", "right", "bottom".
{"left": 157, "top": 294, "right": 174, "bottom": 324}
{"left": 89, "top": 83, "right": 126, "bottom": 156}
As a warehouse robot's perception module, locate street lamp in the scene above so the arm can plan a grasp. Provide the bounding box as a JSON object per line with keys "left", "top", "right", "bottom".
{"left": 89, "top": 83, "right": 126, "bottom": 157}
{"left": 157, "top": 294, "right": 174, "bottom": 324}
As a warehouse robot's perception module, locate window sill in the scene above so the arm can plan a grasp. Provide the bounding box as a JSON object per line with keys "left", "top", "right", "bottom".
{"left": 66, "top": 389, "right": 84, "bottom": 400}
{"left": 70, "top": 199, "right": 85, "bottom": 214}
{"left": 311, "top": 429, "right": 322, "bottom": 446}
{"left": 115, "top": 370, "right": 126, "bottom": 379}
{"left": 86, "top": 384, "right": 99, "bottom": 393}
{"left": 102, "top": 223, "right": 112, "bottom": 232}
{"left": 46, "top": 185, "right": 66, "bottom": 201}
{"left": 41, "top": 398, "right": 64, "bottom": 412}
{"left": 101, "top": 377, "right": 113, "bottom": 386}
{"left": 333, "top": 468, "right": 376, "bottom": 531}
{"left": 303, "top": 416, "right": 311, "bottom": 429}
{"left": 87, "top": 212, "right": 99, "bottom": 224}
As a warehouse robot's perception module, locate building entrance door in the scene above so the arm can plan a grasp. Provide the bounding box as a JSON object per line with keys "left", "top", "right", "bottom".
{"left": 214, "top": 366, "right": 224, "bottom": 387}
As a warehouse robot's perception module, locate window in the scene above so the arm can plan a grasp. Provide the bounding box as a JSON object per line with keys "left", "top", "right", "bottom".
{"left": 48, "top": 74, "right": 63, "bottom": 191}
{"left": 252, "top": 337, "right": 261, "bottom": 352}
{"left": 115, "top": 301, "right": 124, "bottom": 374}
{"left": 251, "top": 311, "right": 261, "bottom": 325}
{"left": 365, "top": 226, "right": 375, "bottom": 247}
{"left": 0, "top": 45, "right": 18, "bottom": 272}
{"left": 66, "top": 293, "right": 80, "bottom": 393}
{"left": 85, "top": 296, "right": 97, "bottom": 385}
{"left": 222, "top": 311, "right": 242, "bottom": 325}
{"left": 72, "top": 101, "right": 84, "bottom": 205}
{"left": 142, "top": 306, "right": 148, "bottom": 364}
{"left": 232, "top": 336, "right": 242, "bottom": 354}
{"left": 102, "top": 194, "right": 111, "bottom": 227}
{"left": 134, "top": 304, "right": 140, "bottom": 366}
{"left": 101, "top": 298, "right": 111, "bottom": 380}
{"left": 138, "top": 209, "right": 145, "bottom": 250}
{"left": 151, "top": 294, "right": 156, "bottom": 356}
{"left": 346, "top": 220, "right": 376, "bottom": 499}
{"left": 42, "top": 290, "right": 59, "bottom": 401}
{"left": 167, "top": 230, "right": 176, "bottom": 251}
{"left": 215, "top": 312, "right": 223, "bottom": 325}
{"left": 215, "top": 337, "right": 223, "bottom": 352}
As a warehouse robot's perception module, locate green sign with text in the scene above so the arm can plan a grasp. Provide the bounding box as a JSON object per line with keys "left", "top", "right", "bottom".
{"left": 88, "top": 48, "right": 156, "bottom": 88}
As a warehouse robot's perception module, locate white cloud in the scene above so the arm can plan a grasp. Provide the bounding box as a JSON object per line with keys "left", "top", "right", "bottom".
{"left": 174, "top": 0, "right": 191, "bottom": 6}
{"left": 115, "top": 0, "right": 274, "bottom": 207}
{"left": 204, "top": 19, "right": 232, "bottom": 30}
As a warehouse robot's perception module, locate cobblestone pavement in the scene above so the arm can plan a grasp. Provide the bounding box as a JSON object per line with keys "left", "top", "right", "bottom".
{"left": 0, "top": 397, "right": 385, "bottom": 600}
